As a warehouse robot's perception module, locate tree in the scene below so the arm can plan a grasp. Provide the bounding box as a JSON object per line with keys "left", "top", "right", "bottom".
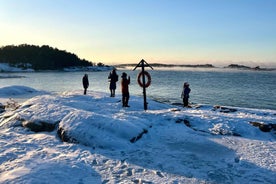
{"left": 0, "top": 44, "right": 94, "bottom": 70}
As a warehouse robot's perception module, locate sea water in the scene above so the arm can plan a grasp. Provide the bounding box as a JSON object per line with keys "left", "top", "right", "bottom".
{"left": 0, "top": 67, "right": 275, "bottom": 110}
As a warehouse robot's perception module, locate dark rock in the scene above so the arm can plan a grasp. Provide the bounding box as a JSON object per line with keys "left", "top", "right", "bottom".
{"left": 132, "top": 179, "right": 153, "bottom": 184}
{"left": 249, "top": 121, "right": 274, "bottom": 132}
{"left": 23, "top": 120, "right": 58, "bottom": 132}
{"left": 20, "top": 104, "right": 33, "bottom": 109}
{"left": 57, "top": 127, "right": 78, "bottom": 143}
{"left": 130, "top": 129, "right": 148, "bottom": 143}
{"left": 0, "top": 103, "right": 5, "bottom": 113}
{"left": 183, "top": 119, "right": 191, "bottom": 127}
{"left": 250, "top": 121, "right": 261, "bottom": 127}
{"left": 259, "top": 124, "right": 272, "bottom": 132}
{"left": 213, "top": 106, "right": 237, "bottom": 113}
{"left": 175, "top": 118, "right": 191, "bottom": 127}
{"left": 232, "top": 132, "right": 241, "bottom": 137}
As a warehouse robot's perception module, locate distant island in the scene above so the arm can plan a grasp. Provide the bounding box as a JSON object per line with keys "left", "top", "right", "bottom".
{"left": 0, "top": 44, "right": 109, "bottom": 71}
{"left": 225, "top": 64, "right": 275, "bottom": 71}
{"left": 115, "top": 63, "right": 214, "bottom": 68}
{"left": 116, "top": 63, "right": 275, "bottom": 71}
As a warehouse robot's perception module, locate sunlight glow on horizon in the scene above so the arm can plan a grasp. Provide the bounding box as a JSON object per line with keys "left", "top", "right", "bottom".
{"left": 0, "top": 0, "right": 276, "bottom": 67}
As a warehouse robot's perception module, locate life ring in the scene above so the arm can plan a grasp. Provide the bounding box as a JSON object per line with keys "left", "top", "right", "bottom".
{"left": 137, "top": 71, "right": 151, "bottom": 88}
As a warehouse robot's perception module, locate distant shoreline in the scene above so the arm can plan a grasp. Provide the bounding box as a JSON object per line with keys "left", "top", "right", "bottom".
{"left": 115, "top": 63, "right": 214, "bottom": 68}
{"left": 115, "top": 63, "right": 276, "bottom": 71}
{"left": 1, "top": 61, "right": 275, "bottom": 72}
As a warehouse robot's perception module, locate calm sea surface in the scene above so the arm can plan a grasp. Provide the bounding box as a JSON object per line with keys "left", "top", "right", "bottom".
{"left": 0, "top": 68, "right": 276, "bottom": 110}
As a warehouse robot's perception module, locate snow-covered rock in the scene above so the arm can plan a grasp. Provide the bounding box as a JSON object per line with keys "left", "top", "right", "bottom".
{"left": 0, "top": 86, "right": 276, "bottom": 183}
{"left": 0, "top": 85, "right": 39, "bottom": 96}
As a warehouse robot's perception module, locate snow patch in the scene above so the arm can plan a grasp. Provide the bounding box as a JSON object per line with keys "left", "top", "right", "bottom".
{"left": 0, "top": 63, "right": 34, "bottom": 72}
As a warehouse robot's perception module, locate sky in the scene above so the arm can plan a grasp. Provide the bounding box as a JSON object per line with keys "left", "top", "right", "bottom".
{"left": 0, "top": 0, "right": 276, "bottom": 67}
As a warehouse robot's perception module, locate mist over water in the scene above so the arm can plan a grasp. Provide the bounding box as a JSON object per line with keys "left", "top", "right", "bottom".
{"left": 0, "top": 68, "right": 275, "bottom": 110}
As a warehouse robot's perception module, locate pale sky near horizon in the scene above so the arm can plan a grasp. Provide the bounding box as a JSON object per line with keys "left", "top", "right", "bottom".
{"left": 1, "top": 0, "right": 276, "bottom": 67}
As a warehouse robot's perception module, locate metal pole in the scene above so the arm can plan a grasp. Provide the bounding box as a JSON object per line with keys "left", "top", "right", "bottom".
{"left": 141, "top": 61, "right": 147, "bottom": 110}
{"left": 133, "top": 59, "right": 153, "bottom": 111}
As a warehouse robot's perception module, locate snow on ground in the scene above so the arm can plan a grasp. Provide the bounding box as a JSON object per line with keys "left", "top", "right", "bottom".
{"left": 0, "top": 62, "right": 112, "bottom": 72}
{"left": 0, "top": 63, "right": 34, "bottom": 72}
{"left": 0, "top": 85, "right": 48, "bottom": 105}
{"left": 0, "top": 85, "right": 41, "bottom": 96}
{"left": 0, "top": 86, "right": 276, "bottom": 184}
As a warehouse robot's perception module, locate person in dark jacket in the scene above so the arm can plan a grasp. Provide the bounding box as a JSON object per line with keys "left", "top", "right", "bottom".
{"left": 108, "top": 69, "right": 118, "bottom": 97}
{"left": 181, "top": 82, "right": 191, "bottom": 107}
{"left": 82, "top": 74, "right": 89, "bottom": 95}
{"left": 121, "top": 72, "right": 130, "bottom": 107}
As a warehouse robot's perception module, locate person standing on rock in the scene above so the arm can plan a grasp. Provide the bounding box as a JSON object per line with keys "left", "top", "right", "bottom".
{"left": 82, "top": 74, "right": 89, "bottom": 95}
{"left": 108, "top": 68, "right": 118, "bottom": 97}
{"left": 181, "top": 82, "right": 191, "bottom": 107}
{"left": 121, "top": 72, "right": 130, "bottom": 107}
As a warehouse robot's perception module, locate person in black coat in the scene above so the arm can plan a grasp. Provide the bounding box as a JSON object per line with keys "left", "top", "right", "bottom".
{"left": 82, "top": 74, "right": 89, "bottom": 95}
{"left": 181, "top": 82, "right": 191, "bottom": 107}
{"left": 108, "top": 69, "right": 118, "bottom": 97}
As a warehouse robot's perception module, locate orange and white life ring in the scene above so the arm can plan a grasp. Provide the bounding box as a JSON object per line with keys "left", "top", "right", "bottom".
{"left": 137, "top": 71, "right": 151, "bottom": 88}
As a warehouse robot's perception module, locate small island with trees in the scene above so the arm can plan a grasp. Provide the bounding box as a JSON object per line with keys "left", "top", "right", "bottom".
{"left": 0, "top": 44, "right": 109, "bottom": 71}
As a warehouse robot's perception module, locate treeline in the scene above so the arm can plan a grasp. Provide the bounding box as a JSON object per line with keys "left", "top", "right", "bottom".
{"left": 0, "top": 44, "right": 97, "bottom": 70}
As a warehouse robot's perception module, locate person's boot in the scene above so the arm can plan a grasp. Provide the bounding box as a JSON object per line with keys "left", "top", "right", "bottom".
{"left": 125, "top": 98, "right": 130, "bottom": 107}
